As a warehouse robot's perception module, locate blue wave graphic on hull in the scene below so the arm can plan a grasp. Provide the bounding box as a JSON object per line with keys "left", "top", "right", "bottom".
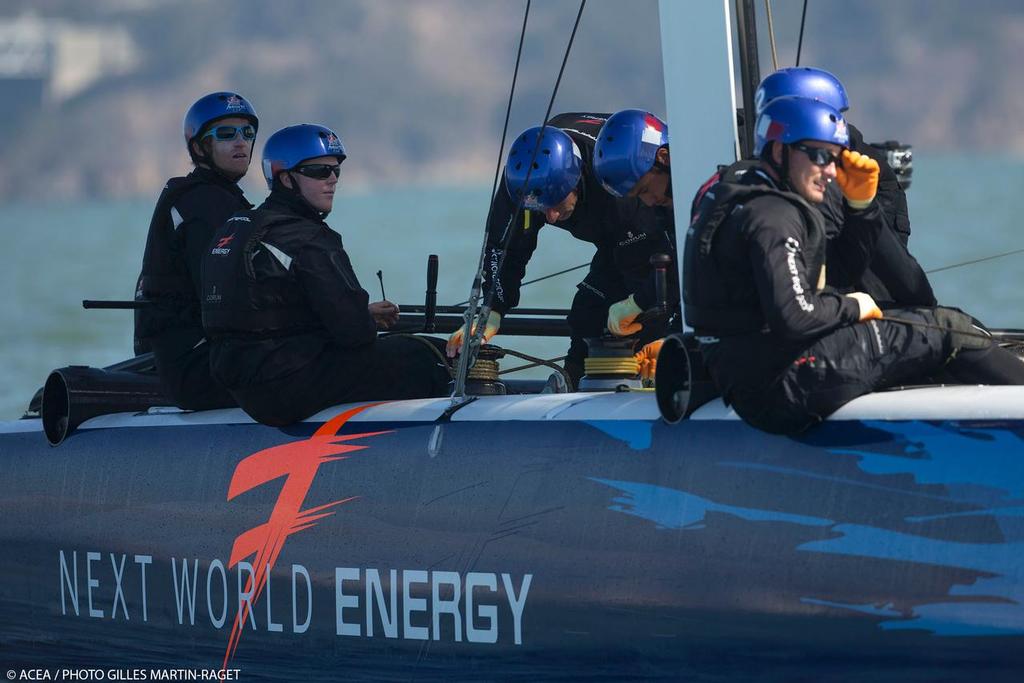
{"left": 591, "top": 418, "right": 1024, "bottom": 637}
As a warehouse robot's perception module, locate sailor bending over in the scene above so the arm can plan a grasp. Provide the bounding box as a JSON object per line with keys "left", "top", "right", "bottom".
{"left": 201, "top": 124, "right": 449, "bottom": 426}
{"left": 135, "top": 92, "right": 258, "bottom": 411}
{"left": 684, "top": 97, "right": 1024, "bottom": 434}
{"left": 449, "top": 113, "right": 675, "bottom": 388}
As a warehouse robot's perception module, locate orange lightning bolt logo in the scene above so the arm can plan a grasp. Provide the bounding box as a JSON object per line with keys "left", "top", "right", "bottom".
{"left": 222, "top": 402, "right": 391, "bottom": 667}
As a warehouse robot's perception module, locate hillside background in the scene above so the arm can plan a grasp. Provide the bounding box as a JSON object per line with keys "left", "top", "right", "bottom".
{"left": 0, "top": 0, "right": 1022, "bottom": 201}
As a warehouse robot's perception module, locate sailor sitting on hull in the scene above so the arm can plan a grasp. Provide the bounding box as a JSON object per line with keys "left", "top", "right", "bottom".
{"left": 135, "top": 91, "right": 260, "bottom": 411}
{"left": 201, "top": 124, "right": 450, "bottom": 427}
{"left": 684, "top": 97, "right": 1024, "bottom": 435}
{"left": 694, "top": 67, "right": 935, "bottom": 309}
{"left": 449, "top": 113, "right": 675, "bottom": 389}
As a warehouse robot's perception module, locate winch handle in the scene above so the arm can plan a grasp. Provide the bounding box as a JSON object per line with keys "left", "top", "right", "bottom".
{"left": 651, "top": 252, "right": 671, "bottom": 316}
{"left": 424, "top": 254, "right": 439, "bottom": 332}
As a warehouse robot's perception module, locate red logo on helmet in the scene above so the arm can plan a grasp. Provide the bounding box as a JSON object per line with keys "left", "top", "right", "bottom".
{"left": 324, "top": 132, "right": 343, "bottom": 153}
{"left": 224, "top": 94, "right": 245, "bottom": 111}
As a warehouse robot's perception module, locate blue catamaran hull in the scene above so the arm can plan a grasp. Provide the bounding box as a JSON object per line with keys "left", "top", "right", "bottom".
{"left": 2, "top": 391, "right": 1022, "bottom": 679}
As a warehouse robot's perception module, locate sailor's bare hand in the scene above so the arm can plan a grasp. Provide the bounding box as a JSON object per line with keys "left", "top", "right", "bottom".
{"left": 369, "top": 300, "right": 400, "bottom": 329}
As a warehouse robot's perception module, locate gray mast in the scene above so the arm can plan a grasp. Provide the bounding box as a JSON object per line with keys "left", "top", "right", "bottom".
{"left": 658, "top": 0, "right": 741, "bottom": 312}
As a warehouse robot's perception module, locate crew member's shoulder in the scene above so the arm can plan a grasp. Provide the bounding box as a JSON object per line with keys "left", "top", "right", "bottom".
{"left": 171, "top": 181, "right": 246, "bottom": 220}
{"left": 733, "top": 191, "right": 806, "bottom": 236}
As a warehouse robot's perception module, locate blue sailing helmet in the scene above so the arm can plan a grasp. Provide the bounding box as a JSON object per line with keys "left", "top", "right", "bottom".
{"left": 504, "top": 126, "right": 582, "bottom": 210}
{"left": 755, "top": 67, "right": 848, "bottom": 116}
{"left": 183, "top": 92, "right": 259, "bottom": 152}
{"left": 593, "top": 109, "right": 670, "bottom": 197}
{"left": 261, "top": 124, "right": 348, "bottom": 189}
{"left": 754, "top": 96, "right": 849, "bottom": 158}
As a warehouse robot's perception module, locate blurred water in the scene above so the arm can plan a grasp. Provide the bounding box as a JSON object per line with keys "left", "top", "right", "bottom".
{"left": 2, "top": 154, "right": 1023, "bottom": 420}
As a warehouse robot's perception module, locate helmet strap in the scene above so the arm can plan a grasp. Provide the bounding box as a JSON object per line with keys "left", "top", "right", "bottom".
{"left": 762, "top": 142, "right": 793, "bottom": 192}
{"left": 281, "top": 171, "right": 331, "bottom": 219}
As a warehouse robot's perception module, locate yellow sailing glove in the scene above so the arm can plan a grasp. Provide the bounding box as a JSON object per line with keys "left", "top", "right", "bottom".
{"left": 608, "top": 294, "right": 643, "bottom": 336}
{"left": 634, "top": 338, "right": 664, "bottom": 381}
{"left": 446, "top": 311, "right": 502, "bottom": 357}
{"left": 845, "top": 292, "right": 883, "bottom": 322}
{"left": 835, "top": 149, "right": 880, "bottom": 210}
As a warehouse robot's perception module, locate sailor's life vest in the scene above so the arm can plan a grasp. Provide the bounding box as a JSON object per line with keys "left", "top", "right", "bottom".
{"left": 135, "top": 175, "right": 211, "bottom": 342}
{"left": 201, "top": 210, "right": 321, "bottom": 337}
{"left": 683, "top": 180, "right": 827, "bottom": 336}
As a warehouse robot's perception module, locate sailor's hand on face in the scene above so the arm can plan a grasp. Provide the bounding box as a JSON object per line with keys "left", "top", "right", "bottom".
{"left": 607, "top": 295, "right": 644, "bottom": 336}
{"left": 845, "top": 292, "right": 883, "bottom": 322}
{"left": 369, "top": 300, "right": 400, "bottom": 329}
{"left": 634, "top": 338, "right": 664, "bottom": 381}
{"left": 835, "top": 149, "right": 880, "bottom": 210}
{"left": 446, "top": 311, "right": 502, "bottom": 357}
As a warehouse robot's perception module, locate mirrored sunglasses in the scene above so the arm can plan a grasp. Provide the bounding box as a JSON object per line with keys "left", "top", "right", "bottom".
{"left": 203, "top": 124, "right": 256, "bottom": 142}
{"left": 792, "top": 142, "right": 841, "bottom": 167}
{"left": 294, "top": 164, "right": 341, "bottom": 180}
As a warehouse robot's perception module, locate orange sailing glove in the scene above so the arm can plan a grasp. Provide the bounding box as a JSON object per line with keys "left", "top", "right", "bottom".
{"left": 634, "top": 338, "right": 664, "bottom": 381}
{"left": 835, "top": 149, "right": 880, "bottom": 210}
{"left": 608, "top": 295, "right": 644, "bottom": 336}
{"left": 446, "top": 311, "right": 501, "bottom": 357}
{"left": 845, "top": 292, "right": 883, "bottom": 322}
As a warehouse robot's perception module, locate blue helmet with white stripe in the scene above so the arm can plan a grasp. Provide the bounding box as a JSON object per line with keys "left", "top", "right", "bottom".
{"left": 593, "top": 109, "right": 669, "bottom": 197}
{"left": 504, "top": 126, "right": 582, "bottom": 210}
{"left": 261, "top": 124, "right": 347, "bottom": 189}
{"left": 754, "top": 96, "right": 849, "bottom": 158}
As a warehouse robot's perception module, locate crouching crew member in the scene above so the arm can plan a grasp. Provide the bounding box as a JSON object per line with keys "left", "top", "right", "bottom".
{"left": 135, "top": 91, "right": 258, "bottom": 410}
{"left": 202, "top": 124, "right": 450, "bottom": 426}
{"left": 449, "top": 113, "right": 674, "bottom": 388}
{"left": 685, "top": 97, "right": 1024, "bottom": 434}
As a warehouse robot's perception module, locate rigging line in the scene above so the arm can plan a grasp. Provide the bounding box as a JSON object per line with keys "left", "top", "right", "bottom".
{"left": 452, "top": 0, "right": 532, "bottom": 399}
{"left": 452, "top": 261, "right": 589, "bottom": 307}
{"left": 764, "top": 0, "right": 779, "bottom": 71}
{"left": 483, "top": 0, "right": 588, "bottom": 306}
{"left": 925, "top": 247, "right": 1024, "bottom": 275}
{"left": 461, "top": 0, "right": 587, "bottom": 382}
{"left": 795, "top": 0, "right": 808, "bottom": 66}
{"left": 499, "top": 355, "right": 568, "bottom": 375}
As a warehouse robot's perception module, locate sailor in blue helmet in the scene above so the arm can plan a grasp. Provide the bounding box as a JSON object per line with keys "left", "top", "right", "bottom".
{"left": 753, "top": 66, "right": 934, "bottom": 308}
{"left": 449, "top": 113, "right": 674, "bottom": 388}
{"left": 592, "top": 109, "right": 676, "bottom": 339}
{"left": 201, "top": 124, "right": 450, "bottom": 426}
{"left": 685, "top": 96, "right": 1024, "bottom": 434}
{"left": 134, "top": 91, "right": 258, "bottom": 410}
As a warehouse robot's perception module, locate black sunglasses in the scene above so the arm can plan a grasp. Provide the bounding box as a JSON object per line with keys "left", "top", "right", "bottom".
{"left": 293, "top": 163, "right": 341, "bottom": 180}
{"left": 203, "top": 124, "right": 256, "bottom": 142}
{"left": 792, "top": 143, "right": 841, "bottom": 167}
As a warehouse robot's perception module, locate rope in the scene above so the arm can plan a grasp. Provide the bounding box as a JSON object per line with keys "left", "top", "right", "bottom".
{"left": 458, "top": 0, "right": 588, "bottom": 390}
{"left": 764, "top": 0, "right": 779, "bottom": 71}
{"left": 452, "top": 0, "right": 532, "bottom": 398}
{"left": 484, "top": 0, "right": 588, "bottom": 310}
{"left": 452, "top": 261, "right": 589, "bottom": 307}
{"left": 926, "top": 247, "right": 1024, "bottom": 275}
{"left": 499, "top": 354, "right": 568, "bottom": 375}
{"left": 500, "top": 347, "right": 573, "bottom": 387}
{"left": 584, "top": 357, "right": 640, "bottom": 377}
{"left": 795, "top": 0, "right": 808, "bottom": 66}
